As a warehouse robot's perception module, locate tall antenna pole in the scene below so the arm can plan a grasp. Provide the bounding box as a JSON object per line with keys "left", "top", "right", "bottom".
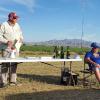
{"left": 81, "top": 0, "right": 85, "bottom": 49}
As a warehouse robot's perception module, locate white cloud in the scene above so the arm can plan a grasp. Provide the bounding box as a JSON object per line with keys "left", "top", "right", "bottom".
{"left": 0, "top": 15, "right": 7, "bottom": 19}
{"left": 0, "top": 15, "right": 7, "bottom": 22}
{"left": 0, "top": 6, "right": 11, "bottom": 12}
{"left": 0, "top": 7, "right": 10, "bottom": 21}
{"left": 13, "top": 0, "right": 36, "bottom": 13}
{"left": 0, "top": 0, "right": 36, "bottom": 13}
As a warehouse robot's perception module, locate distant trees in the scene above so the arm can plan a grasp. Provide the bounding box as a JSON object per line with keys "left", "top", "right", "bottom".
{"left": 20, "top": 44, "right": 90, "bottom": 55}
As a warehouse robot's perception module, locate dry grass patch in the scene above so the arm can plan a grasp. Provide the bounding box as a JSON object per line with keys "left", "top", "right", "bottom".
{"left": 0, "top": 52, "right": 100, "bottom": 100}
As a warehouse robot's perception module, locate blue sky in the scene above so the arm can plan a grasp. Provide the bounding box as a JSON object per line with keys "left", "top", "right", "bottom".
{"left": 0, "top": 0, "right": 100, "bottom": 42}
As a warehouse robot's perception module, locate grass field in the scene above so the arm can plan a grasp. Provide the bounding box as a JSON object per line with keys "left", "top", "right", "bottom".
{"left": 0, "top": 51, "right": 100, "bottom": 100}
{"left": 21, "top": 45, "right": 90, "bottom": 54}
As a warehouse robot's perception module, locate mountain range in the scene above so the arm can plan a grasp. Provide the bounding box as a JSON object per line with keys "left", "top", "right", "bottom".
{"left": 25, "top": 39, "right": 96, "bottom": 48}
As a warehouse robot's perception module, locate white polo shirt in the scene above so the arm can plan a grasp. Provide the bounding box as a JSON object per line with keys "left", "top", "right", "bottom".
{"left": 0, "top": 21, "right": 23, "bottom": 50}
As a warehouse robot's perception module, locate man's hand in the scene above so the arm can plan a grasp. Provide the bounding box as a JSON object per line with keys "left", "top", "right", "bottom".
{"left": 19, "top": 38, "right": 23, "bottom": 43}
{"left": 95, "top": 63, "right": 100, "bottom": 68}
{"left": 7, "top": 41, "right": 13, "bottom": 48}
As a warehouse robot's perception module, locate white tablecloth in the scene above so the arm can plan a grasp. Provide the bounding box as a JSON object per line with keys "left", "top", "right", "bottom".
{"left": 0, "top": 57, "right": 82, "bottom": 63}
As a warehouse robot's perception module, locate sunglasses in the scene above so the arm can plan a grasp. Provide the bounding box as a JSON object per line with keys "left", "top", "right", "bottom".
{"left": 13, "top": 16, "right": 18, "bottom": 19}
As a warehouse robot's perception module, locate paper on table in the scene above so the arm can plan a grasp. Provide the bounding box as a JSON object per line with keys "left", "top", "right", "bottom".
{"left": 15, "top": 41, "right": 22, "bottom": 56}
{"left": 73, "top": 54, "right": 81, "bottom": 59}
{"left": 26, "top": 57, "right": 40, "bottom": 59}
{"left": 41, "top": 57, "right": 53, "bottom": 59}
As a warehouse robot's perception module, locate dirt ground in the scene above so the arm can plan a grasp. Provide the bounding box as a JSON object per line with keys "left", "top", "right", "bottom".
{"left": 0, "top": 52, "right": 100, "bottom": 100}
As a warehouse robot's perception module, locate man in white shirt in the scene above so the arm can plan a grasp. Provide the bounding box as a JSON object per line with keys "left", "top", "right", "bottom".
{"left": 0, "top": 12, "right": 23, "bottom": 87}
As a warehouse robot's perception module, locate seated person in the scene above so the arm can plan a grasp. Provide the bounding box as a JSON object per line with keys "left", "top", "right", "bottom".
{"left": 85, "top": 42, "right": 100, "bottom": 83}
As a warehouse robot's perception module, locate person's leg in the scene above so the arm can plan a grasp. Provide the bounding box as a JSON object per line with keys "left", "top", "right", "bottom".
{"left": 94, "top": 67, "right": 100, "bottom": 82}
{"left": 0, "top": 49, "right": 11, "bottom": 87}
{"left": 1, "top": 63, "right": 9, "bottom": 85}
{"left": 10, "top": 63, "right": 17, "bottom": 83}
{"left": 0, "top": 49, "right": 10, "bottom": 86}
{"left": 0, "top": 64, "right": 2, "bottom": 83}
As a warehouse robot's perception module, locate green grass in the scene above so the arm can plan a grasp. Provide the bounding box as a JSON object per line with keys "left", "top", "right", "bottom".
{"left": 21, "top": 45, "right": 54, "bottom": 52}
{"left": 21, "top": 45, "right": 91, "bottom": 54}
